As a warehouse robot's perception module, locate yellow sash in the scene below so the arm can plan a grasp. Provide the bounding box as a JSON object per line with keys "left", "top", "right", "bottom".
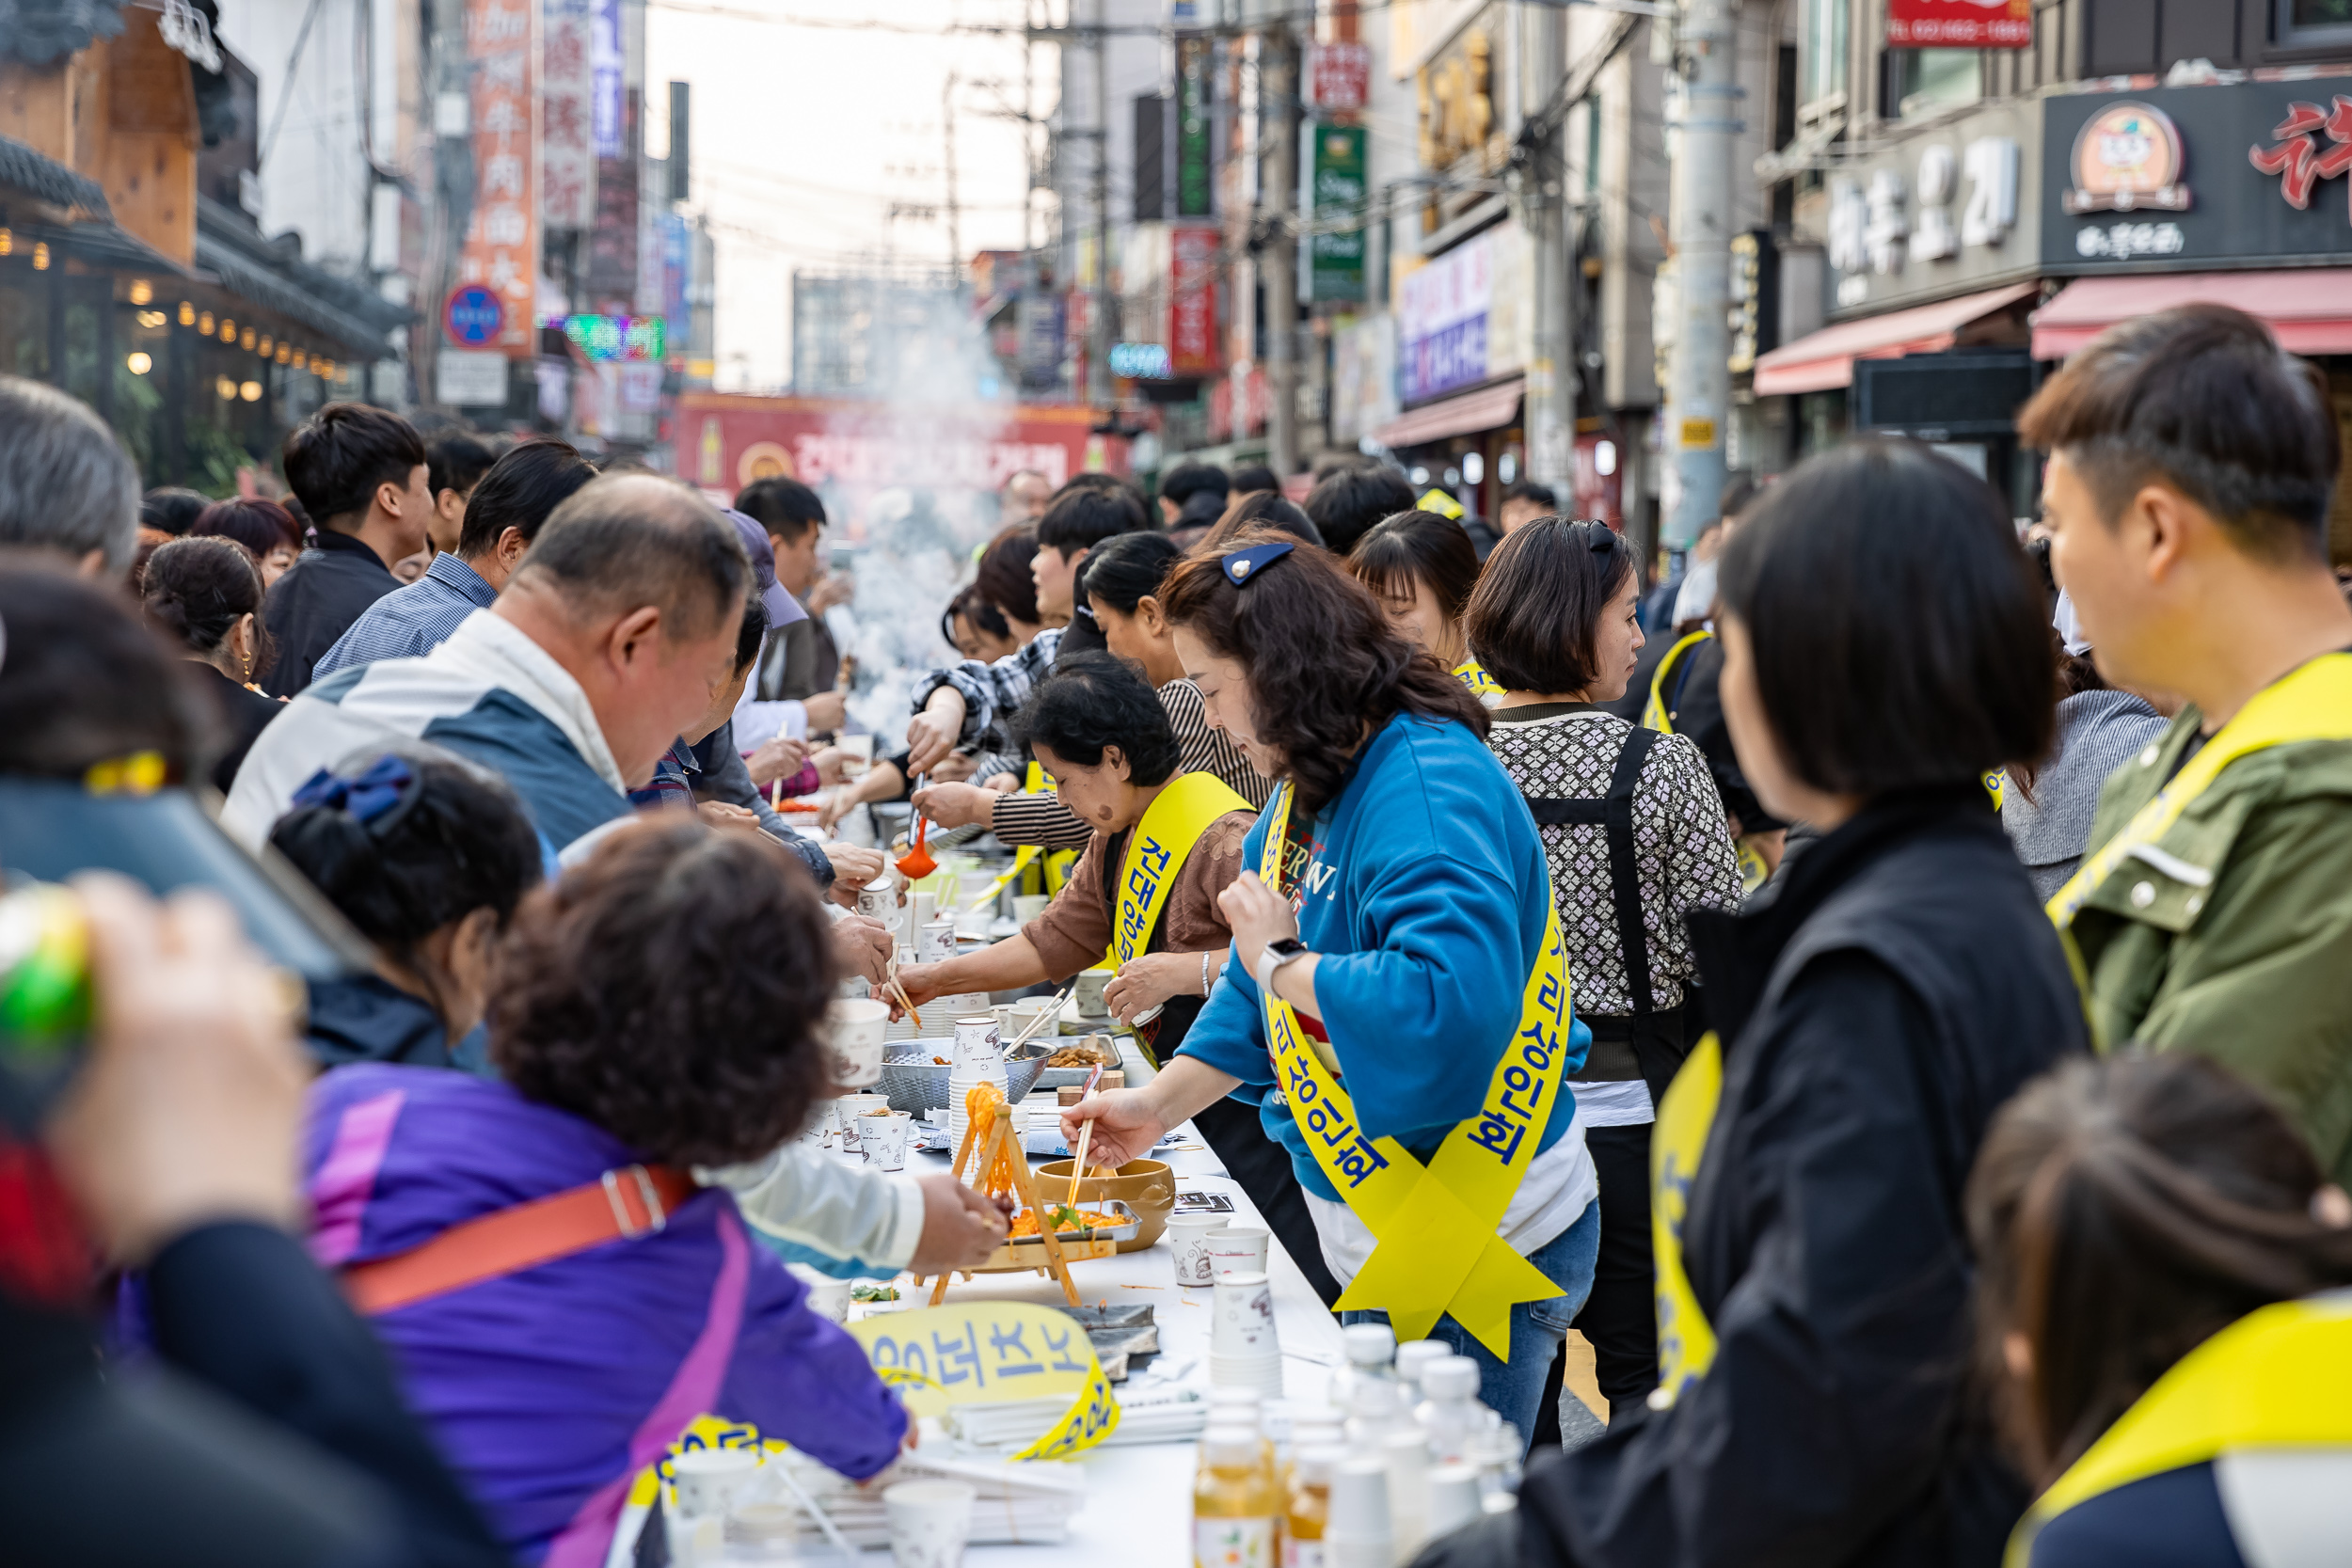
{"left": 1648, "top": 1030, "right": 1725, "bottom": 1404}
{"left": 2046, "top": 653, "right": 2352, "bottom": 931}
{"left": 2006, "top": 1293, "right": 2352, "bottom": 1567}
{"left": 1452, "top": 658, "right": 1503, "bottom": 702}
{"left": 1254, "top": 781, "right": 1572, "bottom": 1357}
{"left": 1105, "top": 771, "right": 1253, "bottom": 966}
{"left": 1642, "top": 629, "right": 1714, "bottom": 735}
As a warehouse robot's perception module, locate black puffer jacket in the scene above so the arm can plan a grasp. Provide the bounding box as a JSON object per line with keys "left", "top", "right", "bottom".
{"left": 1517, "top": 785, "right": 2088, "bottom": 1568}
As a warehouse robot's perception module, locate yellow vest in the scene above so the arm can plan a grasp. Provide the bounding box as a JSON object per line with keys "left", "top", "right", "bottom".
{"left": 2007, "top": 1292, "right": 2352, "bottom": 1566}
{"left": 1254, "top": 780, "right": 1573, "bottom": 1357}
{"left": 1648, "top": 1030, "right": 1724, "bottom": 1402}
{"left": 1452, "top": 657, "right": 1503, "bottom": 703}
{"left": 1104, "top": 771, "right": 1254, "bottom": 967}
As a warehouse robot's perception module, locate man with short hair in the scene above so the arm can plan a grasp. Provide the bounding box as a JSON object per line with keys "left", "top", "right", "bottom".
{"left": 1303, "top": 463, "right": 1416, "bottom": 556}
{"left": 1157, "top": 460, "right": 1231, "bottom": 535}
{"left": 1499, "top": 479, "right": 1557, "bottom": 535}
{"left": 313, "top": 438, "right": 598, "bottom": 679}
{"left": 2021, "top": 303, "right": 2352, "bottom": 1182}
{"left": 422, "top": 431, "right": 497, "bottom": 559}
{"left": 225, "top": 473, "right": 749, "bottom": 867}
{"left": 0, "top": 375, "right": 140, "bottom": 575}
{"left": 1001, "top": 467, "right": 1054, "bottom": 522}
{"left": 734, "top": 476, "right": 845, "bottom": 720}
{"left": 1033, "top": 483, "right": 1149, "bottom": 657}
{"left": 262, "top": 404, "right": 434, "bottom": 697}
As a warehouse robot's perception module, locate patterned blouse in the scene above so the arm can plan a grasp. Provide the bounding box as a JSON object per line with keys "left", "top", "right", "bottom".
{"left": 1485, "top": 705, "right": 1742, "bottom": 1016}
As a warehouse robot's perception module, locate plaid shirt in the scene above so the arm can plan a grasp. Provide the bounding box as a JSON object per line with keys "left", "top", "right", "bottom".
{"left": 910, "top": 626, "right": 1063, "bottom": 758}
{"left": 312, "top": 553, "right": 500, "bottom": 680}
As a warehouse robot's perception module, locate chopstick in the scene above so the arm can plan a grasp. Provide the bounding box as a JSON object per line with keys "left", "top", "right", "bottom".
{"left": 884, "top": 948, "right": 923, "bottom": 1032}
{"left": 1066, "top": 1062, "right": 1104, "bottom": 1212}
{"left": 1004, "top": 979, "right": 1077, "bottom": 1056}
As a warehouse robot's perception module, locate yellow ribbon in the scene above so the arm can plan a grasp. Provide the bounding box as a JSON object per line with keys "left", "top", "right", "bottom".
{"left": 852, "top": 1302, "right": 1120, "bottom": 1460}
{"left": 1451, "top": 658, "right": 1503, "bottom": 702}
{"left": 2006, "top": 1293, "right": 2352, "bottom": 1567}
{"left": 1647, "top": 1030, "right": 1725, "bottom": 1405}
{"left": 1255, "top": 781, "right": 1572, "bottom": 1357}
{"left": 1105, "top": 771, "right": 1254, "bottom": 967}
{"left": 2046, "top": 653, "right": 2352, "bottom": 931}
{"left": 1642, "top": 629, "right": 1714, "bottom": 735}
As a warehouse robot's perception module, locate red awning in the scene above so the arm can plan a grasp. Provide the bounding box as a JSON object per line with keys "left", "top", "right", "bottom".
{"left": 1753, "top": 282, "right": 2041, "bottom": 396}
{"left": 2032, "top": 270, "right": 2352, "bottom": 358}
{"left": 1374, "top": 376, "right": 1524, "bottom": 450}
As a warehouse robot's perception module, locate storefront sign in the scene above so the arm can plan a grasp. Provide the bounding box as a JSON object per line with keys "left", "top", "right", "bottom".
{"left": 541, "top": 0, "right": 595, "bottom": 228}
{"left": 1885, "top": 0, "right": 2030, "bottom": 49}
{"left": 458, "top": 0, "right": 537, "bottom": 356}
{"left": 2042, "top": 81, "right": 2352, "bottom": 273}
{"left": 1727, "top": 230, "right": 1779, "bottom": 373}
{"left": 591, "top": 0, "right": 623, "bottom": 160}
{"left": 1108, "top": 341, "right": 1172, "bottom": 379}
{"left": 1308, "top": 42, "right": 1372, "bottom": 112}
{"left": 1175, "top": 34, "right": 1215, "bottom": 219}
{"left": 1311, "top": 124, "right": 1369, "bottom": 302}
{"left": 1168, "top": 224, "right": 1220, "bottom": 377}
{"left": 1823, "top": 98, "right": 2038, "bottom": 317}
{"left": 563, "top": 313, "right": 665, "bottom": 360}
{"left": 1399, "top": 232, "right": 1493, "bottom": 402}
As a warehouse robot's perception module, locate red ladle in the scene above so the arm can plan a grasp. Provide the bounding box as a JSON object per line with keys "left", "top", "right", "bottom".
{"left": 896, "top": 777, "right": 937, "bottom": 880}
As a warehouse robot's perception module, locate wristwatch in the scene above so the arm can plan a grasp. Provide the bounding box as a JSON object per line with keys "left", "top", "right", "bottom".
{"left": 1255, "top": 937, "right": 1311, "bottom": 1000}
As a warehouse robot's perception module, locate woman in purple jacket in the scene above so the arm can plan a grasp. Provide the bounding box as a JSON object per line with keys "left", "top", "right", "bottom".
{"left": 304, "top": 819, "right": 907, "bottom": 1566}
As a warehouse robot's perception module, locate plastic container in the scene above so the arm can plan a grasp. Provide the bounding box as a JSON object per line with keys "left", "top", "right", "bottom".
{"left": 1195, "top": 1423, "right": 1281, "bottom": 1568}
{"left": 1327, "top": 1322, "right": 1397, "bottom": 1417}
{"left": 1414, "top": 1354, "right": 1488, "bottom": 1465}
{"left": 1283, "top": 1444, "right": 1344, "bottom": 1568}
{"left": 1393, "top": 1338, "right": 1452, "bottom": 1399}
{"left": 1324, "top": 1455, "right": 1394, "bottom": 1568}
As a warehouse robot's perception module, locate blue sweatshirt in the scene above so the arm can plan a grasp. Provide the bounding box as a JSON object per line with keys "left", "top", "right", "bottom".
{"left": 1178, "top": 711, "right": 1588, "bottom": 1203}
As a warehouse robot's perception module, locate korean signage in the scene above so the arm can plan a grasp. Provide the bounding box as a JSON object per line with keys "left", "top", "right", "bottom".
{"left": 587, "top": 88, "right": 639, "bottom": 309}
{"left": 1822, "top": 97, "right": 2036, "bottom": 317}
{"left": 2042, "top": 81, "right": 2352, "bottom": 273}
{"left": 1885, "top": 0, "right": 2030, "bottom": 48}
{"left": 1399, "top": 237, "right": 1490, "bottom": 402}
{"left": 1308, "top": 41, "right": 1372, "bottom": 112}
{"left": 563, "top": 313, "right": 665, "bottom": 361}
{"left": 591, "top": 0, "right": 623, "bottom": 160}
{"left": 1175, "top": 34, "right": 1215, "bottom": 219}
{"left": 1108, "top": 342, "right": 1173, "bottom": 379}
{"left": 457, "top": 0, "right": 537, "bottom": 356}
{"left": 541, "top": 0, "right": 595, "bottom": 228}
{"left": 1168, "top": 224, "right": 1220, "bottom": 378}
{"left": 1310, "top": 123, "right": 1368, "bottom": 303}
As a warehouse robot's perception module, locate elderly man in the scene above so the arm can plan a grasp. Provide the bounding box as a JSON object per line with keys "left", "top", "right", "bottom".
{"left": 1001, "top": 467, "right": 1054, "bottom": 522}
{"left": 0, "top": 376, "right": 140, "bottom": 576}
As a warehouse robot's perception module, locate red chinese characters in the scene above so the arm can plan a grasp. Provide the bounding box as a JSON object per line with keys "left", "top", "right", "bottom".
{"left": 2249, "top": 97, "right": 2352, "bottom": 215}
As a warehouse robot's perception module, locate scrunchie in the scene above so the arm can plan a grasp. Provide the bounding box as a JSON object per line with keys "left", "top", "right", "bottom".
{"left": 288, "top": 756, "right": 419, "bottom": 833}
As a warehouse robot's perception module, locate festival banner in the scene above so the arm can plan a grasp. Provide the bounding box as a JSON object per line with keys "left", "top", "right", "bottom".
{"left": 459, "top": 0, "right": 537, "bottom": 356}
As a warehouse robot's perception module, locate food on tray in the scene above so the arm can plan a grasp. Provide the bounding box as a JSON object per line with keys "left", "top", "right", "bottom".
{"left": 850, "top": 1284, "right": 899, "bottom": 1302}
{"left": 1007, "top": 1204, "right": 1114, "bottom": 1238}
{"left": 932, "top": 1055, "right": 952, "bottom": 1065}
{"left": 1045, "top": 1038, "right": 1115, "bottom": 1069}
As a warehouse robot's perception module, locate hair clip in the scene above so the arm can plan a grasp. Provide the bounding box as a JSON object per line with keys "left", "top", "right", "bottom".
{"left": 83, "top": 751, "right": 167, "bottom": 797}
{"left": 1222, "top": 540, "right": 1295, "bottom": 585}
{"left": 290, "top": 755, "right": 418, "bottom": 830}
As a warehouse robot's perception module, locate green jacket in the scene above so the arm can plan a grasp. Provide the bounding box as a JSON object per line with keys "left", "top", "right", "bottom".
{"left": 2073, "top": 710, "right": 2352, "bottom": 1184}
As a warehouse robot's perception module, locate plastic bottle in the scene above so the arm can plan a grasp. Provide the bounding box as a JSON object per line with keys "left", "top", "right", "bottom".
{"left": 1392, "top": 1338, "right": 1451, "bottom": 1401}
{"left": 1414, "top": 1354, "right": 1488, "bottom": 1465}
{"left": 1467, "top": 1415, "right": 1523, "bottom": 1498}
{"left": 1196, "top": 1423, "right": 1282, "bottom": 1568}
{"left": 1344, "top": 1373, "right": 1414, "bottom": 1451}
{"left": 1283, "top": 1443, "right": 1344, "bottom": 1567}
{"left": 1208, "top": 1386, "right": 1277, "bottom": 1476}
{"left": 1327, "top": 1322, "right": 1398, "bottom": 1416}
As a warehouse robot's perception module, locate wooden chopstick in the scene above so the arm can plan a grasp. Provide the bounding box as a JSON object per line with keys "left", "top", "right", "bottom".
{"left": 1004, "top": 979, "right": 1077, "bottom": 1056}
{"left": 1066, "top": 1062, "right": 1104, "bottom": 1212}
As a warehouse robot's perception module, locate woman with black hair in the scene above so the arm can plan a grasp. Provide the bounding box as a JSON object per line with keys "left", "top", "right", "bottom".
{"left": 1348, "top": 509, "right": 1501, "bottom": 704}
{"left": 1464, "top": 517, "right": 1741, "bottom": 1422}
{"left": 269, "top": 748, "right": 542, "bottom": 1071}
{"left": 1970, "top": 1053, "right": 2352, "bottom": 1568}
{"left": 942, "top": 585, "right": 1018, "bottom": 661}
{"left": 190, "top": 497, "right": 305, "bottom": 588}
{"left": 1062, "top": 531, "right": 1598, "bottom": 1436}
{"left": 1444, "top": 440, "right": 2090, "bottom": 1568}
{"left": 140, "top": 536, "right": 285, "bottom": 792}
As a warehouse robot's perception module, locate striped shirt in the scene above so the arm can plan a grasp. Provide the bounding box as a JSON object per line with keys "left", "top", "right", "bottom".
{"left": 312, "top": 553, "right": 499, "bottom": 680}
{"left": 992, "top": 677, "right": 1268, "bottom": 849}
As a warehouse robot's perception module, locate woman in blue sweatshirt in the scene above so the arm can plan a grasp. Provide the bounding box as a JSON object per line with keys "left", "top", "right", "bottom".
{"left": 1063, "top": 531, "right": 1598, "bottom": 1444}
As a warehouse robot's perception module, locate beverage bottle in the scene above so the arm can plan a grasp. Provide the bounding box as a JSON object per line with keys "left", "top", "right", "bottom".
{"left": 1282, "top": 1444, "right": 1343, "bottom": 1567}
{"left": 1393, "top": 1338, "right": 1450, "bottom": 1401}
{"left": 1208, "top": 1386, "right": 1277, "bottom": 1476}
{"left": 1327, "top": 1322, "right": 1397, "bottom": 1415}
{"left": 1195, "top": 1422, "right": 1282, "bottom": 1568}
{"left": 1413, "top": 1354, "right": 1488, "bottom": 1465}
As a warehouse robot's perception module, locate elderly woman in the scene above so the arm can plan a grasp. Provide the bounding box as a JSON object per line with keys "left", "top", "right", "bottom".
{"left": 302, "top": 820, "right": 908, "bottom": 1564}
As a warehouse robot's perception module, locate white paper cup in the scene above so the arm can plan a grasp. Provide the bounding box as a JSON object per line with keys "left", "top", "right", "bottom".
{"left": 855, "top": 873, "right": 899, "bottom": 923}
{"left": 1073, "top": 966, "right": 1115, "bottom": 1016}
{"left": 803, "top": 1275, "right": 852, "bottom": 1324}
{"left": 1426, "top": 1461, "right": 1485, "bottom": 1539}
{"left": 836, "top": 1093, "right": 887, "bottom": 1151}
{"left": 840, "top": 733, "right": 876, "bottom": 778}
{"left": 1205, "top": 1225, "right": 1270, "bottom": 1280}
{"left": 1326, "top": 1456, "right": 1395, "bottom": 1564}
{"left": 917, "top": 918, "right": 959, "bottom": 965}
{"left": 1211, "top": 1270, "right": 1279, "bottom": 1356}
{"left": 1167, "top": 1212, "right": 1227, "bottom": 1287}
{"left": 951, "top": 1013, "right": 1001, "bottom": 1067}
{"left": 864, "top": 1110, "right": 912, "bottom": 1171}
{"left": 828, "top": 997, "right": 891, "bottom": 1089}
{"left": 883, "top": 1479, "right": 977, "bottom": 1568}
{"left": 1012, "top": 894, "right": 1051, "bottom": 924}
{"left": 669, "top": 1446, "right": 761, "bottom": 1519}
{"left": 910, "top": 892, "right": 937, "bottom": 934}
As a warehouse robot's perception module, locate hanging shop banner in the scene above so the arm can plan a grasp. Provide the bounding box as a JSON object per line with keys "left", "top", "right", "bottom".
{"left": 458, "top": 0, "right": 537, "bottom": 356}
{"left": 1176, "top": 33, "right": 1215, "bottom": 219}
{"left": 591, "top": 0, "right": 624, "bottom": 159}
{"left": 2041, "top": 81, "right": 2352, "bottom": 273}
{"left": 1397, "top": 226, "right": 1530, "bottom": 405}
{"left": 1308, "top": 41, "right": 1372, "bottom": 112}
{"left": 587, "top": 88, "right": 640, "bottom": 309}
{"left": 1886, "top": 0, "right": 2031, "bottom": 49}
{"left": 1168, "top": 223, "right": 1221, "bottom": 377}
{"left": 1311, "top": 123, "right": 1369, "bottom": 303}
{"left": 540, "top": 0, "right": 595, "bottom": 228}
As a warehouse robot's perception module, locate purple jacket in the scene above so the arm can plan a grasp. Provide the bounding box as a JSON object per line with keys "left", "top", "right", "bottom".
{"left": 305, "top": 1064, "right": 907, "bottom": 1566}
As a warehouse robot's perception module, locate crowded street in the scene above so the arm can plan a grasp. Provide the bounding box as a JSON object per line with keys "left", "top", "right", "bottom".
{"left": 6, "top": 1, "right": 2352, "bottom": 1565}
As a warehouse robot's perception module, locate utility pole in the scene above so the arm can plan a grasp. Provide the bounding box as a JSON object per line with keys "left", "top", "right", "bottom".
{"left": 1662, "top": 0, "right": 1740, "bottom": 547}
{"left": 425, "top": 0, "right": 475, "bottom": 412}
{"left": 1262, "top": 20, "right": 1298, "bottom": 478}
{"left": 1520, "top": 0, "right": 1572, "bottom": 495}
{"left": 1087, "top": 0, "right": 1113, "bottom": 404}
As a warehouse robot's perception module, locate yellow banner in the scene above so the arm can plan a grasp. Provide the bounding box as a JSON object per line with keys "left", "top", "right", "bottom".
{"left": 2007, "top": 1293, "right": 2352, "bottom": 1567}
{"left": 853, "top": 1301, "right": 1120, "bottom": 1461}
{"left": 1256, "top": 781, "right": 1571, "bottom": 1357}
{"left": 1107, "top": 771, "right": 1254, "bottom": 966}
{"left": 1452, "top": 658, "right": 1503, "bottom": 702}
{"left": 1648, "top": 1031, "right": 1724, "bottom": 1405}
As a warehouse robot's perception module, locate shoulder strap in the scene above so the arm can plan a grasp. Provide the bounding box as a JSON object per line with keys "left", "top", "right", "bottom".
{"left": 342, "top": 1163, "right": 697, "bottom": 1316}
{"left": 1526, "top": 725, "right": 1660, "bottom": 1015}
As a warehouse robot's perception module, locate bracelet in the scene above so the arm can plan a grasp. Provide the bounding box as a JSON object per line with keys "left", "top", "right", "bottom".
{"left": 1200, "top": 951, "right": 1213, "bottom": 996}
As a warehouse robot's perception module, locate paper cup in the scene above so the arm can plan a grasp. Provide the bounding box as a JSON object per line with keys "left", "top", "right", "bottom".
{"left": 883, "top": 1479, "right": 977, "bottom": 1568}
{"left": 951, "top": 1013, "right": 1001, "bottom": 1067}
{"left": 1073, "top": 966, "right": 1115, "bottom": 1017}
{"left": 864, "top": 1110, "right": 912, "bottom": 1171}
{"left": 917, "top": 918, "right": 959, "bottom": 965}
{"left": 1426, "top": 1462, "right": 1484, "bottom": 1539}
{"left": 669, "top": 1446, "right": 762, "bottom": 1519}
{"left": 1205, "top": 1225, "right": 1270, "bottom": 1280}
{"left": 828, "top": 997, "right": 891, "bottom": 1089}
{"left": 1012, "top": 894, "right": 1051, "bottom": 924}
{"left": 855, "top": 872, "right": 899, "bottom": 923}
{"left": 840, "top": 733, "right": 876, "bottom": 778}
{"left": 1211, "top": 1270, "right": 1279, "bottom": 1356}
{"left": 1167, "top": 1212, "right": 1227, "bottom": 1287}
{"left": 1326, "top": 1456, "right": 1395, "bottom": 1561}
{"left": 836, "top": 1093, "right": 887, "bottom": 1151}
{"left": 910, "top": 892, "right": 937, "bottom": 934}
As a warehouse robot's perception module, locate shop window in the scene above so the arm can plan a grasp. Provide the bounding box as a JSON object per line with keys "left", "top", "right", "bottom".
{"left": 1890, "top": 49, "right": 1979, "bottom": 119}
{"left": 2280, "top": 0, "right": 2352, "bottom": 48}
{"left": 1800, "top": 0, "right": 1848, "bottom": 111}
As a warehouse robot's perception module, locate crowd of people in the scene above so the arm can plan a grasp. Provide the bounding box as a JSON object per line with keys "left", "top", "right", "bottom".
{"left": 1, "top": 299, "right": 2350, "bottom": 1568}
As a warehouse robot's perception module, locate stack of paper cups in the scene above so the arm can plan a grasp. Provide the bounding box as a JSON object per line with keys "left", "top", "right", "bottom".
{"left": 1326, "top": 1456, "right": 1395, "bottom": 1568}
{"left": 1208, "top": 1270, "right": 1284, "bottom": 1397}
{"left": 1426, "top": 1462, "right": 1485, "bottom": 1541}
{"left": 946, "top": 1057, "right": 1009, "bottom": 1167}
